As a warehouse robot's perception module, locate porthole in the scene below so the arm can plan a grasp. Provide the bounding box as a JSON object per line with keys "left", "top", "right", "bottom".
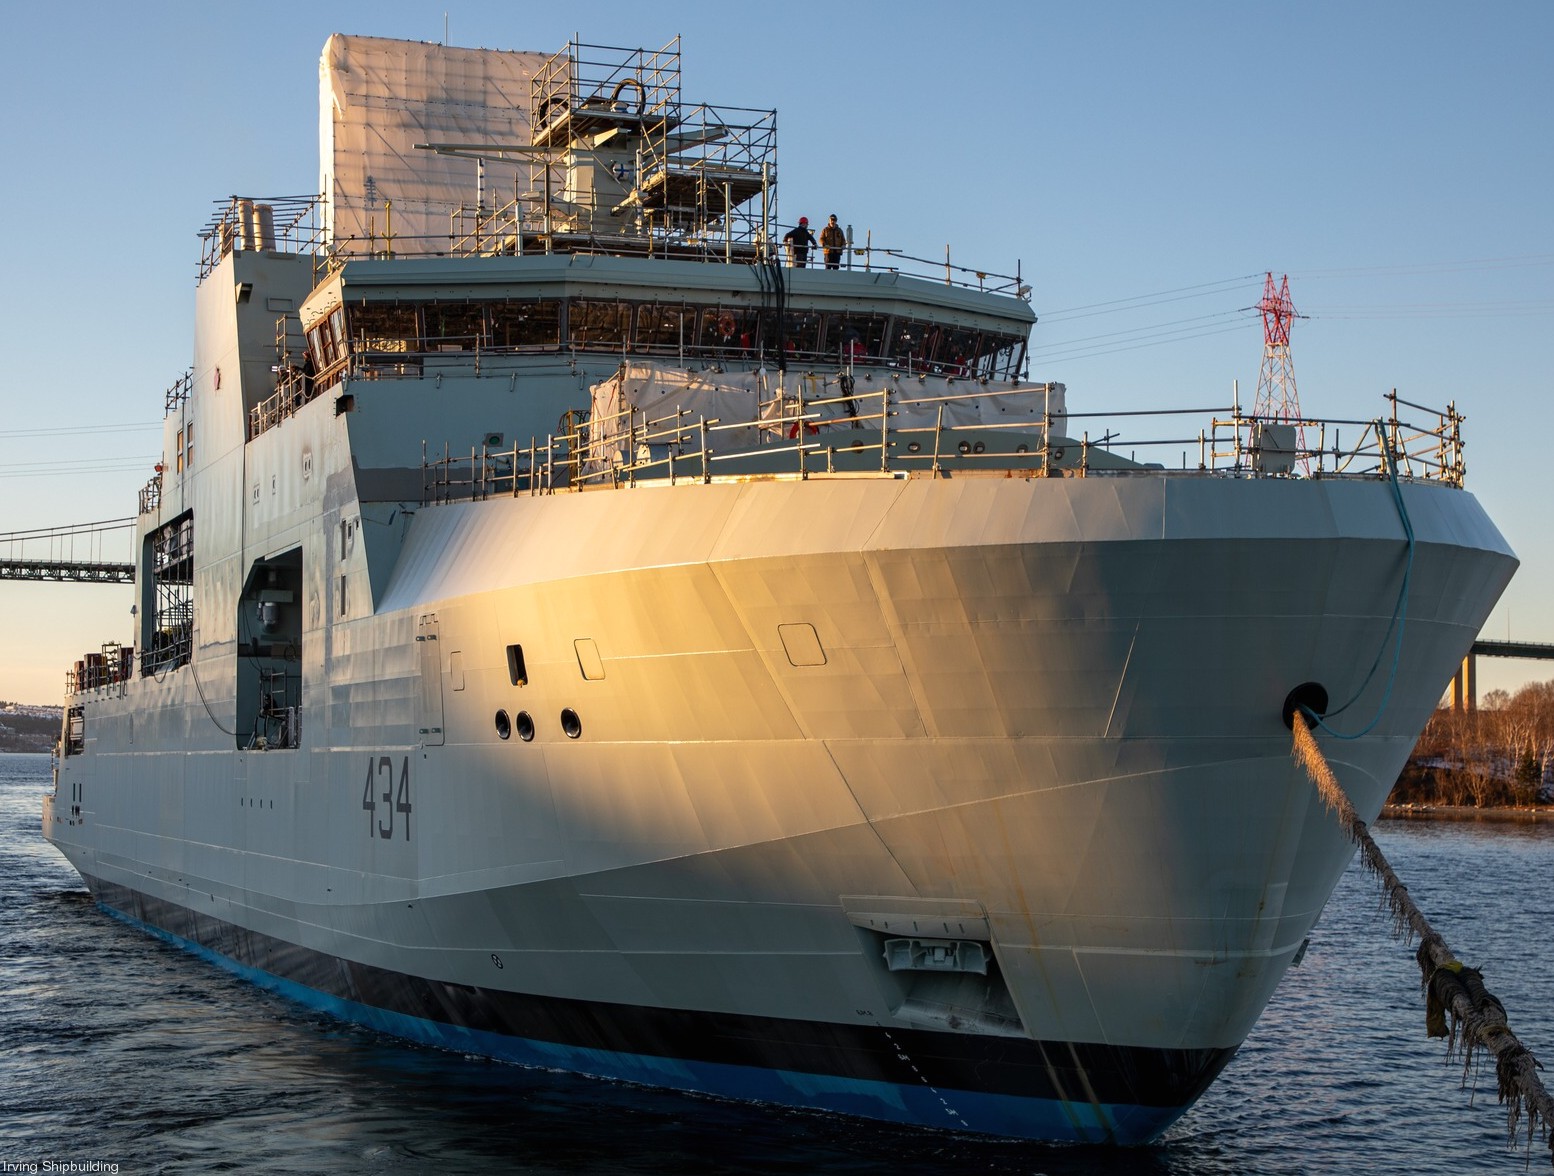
{"left": 560, "top": 707, "right": 583, "bottom": 739}
{"left": 515, "top": 710, "right": 535, "bottom": 742}
{"left": 972, "top": 441, "right": 986, "bottom": 454}
{"left": 956, "top": 440, "right": 971, "bottom": 455}
{"left": 906, "top": 441, "right": 921, "bottom": 454}
{"left": 494, "top": 710, "right": 511, "bottom": 740}
{"left": 1015, "top": 443, "right": 1029, "bottom": 454}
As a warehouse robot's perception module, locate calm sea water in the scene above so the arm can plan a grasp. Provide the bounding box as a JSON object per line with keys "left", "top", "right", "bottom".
{"left": 2, "top": 751, "right": 1550, "bottom": 1175}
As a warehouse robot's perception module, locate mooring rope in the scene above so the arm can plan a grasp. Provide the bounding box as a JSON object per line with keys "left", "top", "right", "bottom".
{"left": 1291, "top": 710, "right": 1554, "bottom": 1167}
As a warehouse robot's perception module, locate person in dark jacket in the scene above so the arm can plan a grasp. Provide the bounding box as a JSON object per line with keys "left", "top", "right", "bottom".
{"left": 783, "top": 217, "right": 817, "bottom": 267}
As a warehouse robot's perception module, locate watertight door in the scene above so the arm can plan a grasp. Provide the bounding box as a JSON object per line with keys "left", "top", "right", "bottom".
{"left": 416, "top": 613, "right": 445, "bottom": 746}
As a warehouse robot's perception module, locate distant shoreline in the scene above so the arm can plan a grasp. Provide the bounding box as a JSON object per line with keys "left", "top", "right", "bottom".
{"left": 1381, "top": 803, "right": 1554, "bottom": 823}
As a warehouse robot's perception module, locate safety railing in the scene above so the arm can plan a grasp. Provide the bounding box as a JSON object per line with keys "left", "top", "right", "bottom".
{"left": 444, "top": 197, "right": 775, "bottom": 264}
{"left": 801, "top": 236, "right": 1031, "bottom": 299}
{"left": 139, "top": 622, "right": 193, "bottom": 679}
{"left": 198, "top": 195, "right": 325, "bottom": 281}
{"left": 66, "top": 643, "right": 134, "bottom": 697}
{"left": 139, "top": 471, "right": 162, "bottom": 515}
{"left": 1203, "top": 390, "right": 1465, "bottom": 486}
{"left": 421, "top": 387, "right": 1467, "bottom": 503}
{"left": 433, "top": 207, "right": 1028, "bottom": 297}
{"left": 249, "top": 366, "right": 322, "bottom": 439}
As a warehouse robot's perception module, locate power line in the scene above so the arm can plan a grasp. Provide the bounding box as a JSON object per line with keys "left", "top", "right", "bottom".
{"left": 0, "top": 422, "right": 159, "bottom": 439}
{"left": 1030, "top": 309, "right": 1250, "bottom": 352}
{"left": 1031, "top": 322, "right": 1250, "bottom": 366}
{"left": 1292, "top": 253, "right": 1554, "bottom": 281}
{"left": 1035, "top": 273, "right": 1265, "bottom": 323}
{"left": 0, "top": 460, "right": 155, "bottom": 480}
{"left": 1306, "top": 301, "right": 1554, "bottom": 320}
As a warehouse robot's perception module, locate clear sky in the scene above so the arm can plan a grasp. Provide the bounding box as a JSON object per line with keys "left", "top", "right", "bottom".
{"left": 1, "top": 0, "right": 1549, "bottom": 705}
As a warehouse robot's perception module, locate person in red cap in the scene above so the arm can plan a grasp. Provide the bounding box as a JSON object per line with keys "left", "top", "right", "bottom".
{"left": 783, "top": 216, "right": 817, "bottom": 267}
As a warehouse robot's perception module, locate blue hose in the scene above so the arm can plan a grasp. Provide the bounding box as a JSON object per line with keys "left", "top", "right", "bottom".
{"left": 1304, "top": 439, "right": 1416, "bottom": 740}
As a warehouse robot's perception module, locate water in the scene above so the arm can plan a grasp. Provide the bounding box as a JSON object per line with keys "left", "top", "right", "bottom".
{"left": 2, "top": 751, "right": 1550, "bottom": 1175}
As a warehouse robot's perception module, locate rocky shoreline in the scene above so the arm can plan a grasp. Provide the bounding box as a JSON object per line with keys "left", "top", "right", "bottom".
{"left": 1381, "top": 803, "right": 1554, "bottom": 823}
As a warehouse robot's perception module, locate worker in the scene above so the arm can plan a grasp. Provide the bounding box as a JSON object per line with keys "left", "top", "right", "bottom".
{"left": 783, "top": 217, "right": 817, "bottom": 267}
{"left": 820, "top": 214, "right": 846, "bottom": 269}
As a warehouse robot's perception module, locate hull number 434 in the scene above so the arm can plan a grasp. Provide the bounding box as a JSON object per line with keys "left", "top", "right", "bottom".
{"left": 362, "top": 756, "right": 412, "bottom": 840}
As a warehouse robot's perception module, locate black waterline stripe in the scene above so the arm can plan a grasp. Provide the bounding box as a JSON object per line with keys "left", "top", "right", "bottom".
{"left": 89, "top": 875, "right": 1234, "bottom": 1111}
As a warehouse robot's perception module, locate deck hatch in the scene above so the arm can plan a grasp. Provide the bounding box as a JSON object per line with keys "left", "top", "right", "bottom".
{"left": 417, "top": 614, "right": 445, "bottom": 745}
{"left": 778, "top": 623, "right": 826, "bottom": 667}
{"left": 574, "top": 638, "right": 605, "bottom": 681}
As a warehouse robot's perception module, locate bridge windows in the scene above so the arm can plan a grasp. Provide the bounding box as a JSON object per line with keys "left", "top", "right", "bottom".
{"left": 886, "top": 319, "right": 936, "bottom": 369}
{"left": 304, "top": 306, "right": 350, "bottom": 393}
{"left": 308, "top": 295, "right": 1027, "bottom": 379}
{"left": 830, "top": 313, "right": 889, "bottom": 363}
{"left": 634, "top": 302, "right": 696, "bottom": 354}
{"left": 350, "top": 304, "right": 418, "bottom": 354}
{"left": 778, "top": 310, "right": 825, "bottom": 360}
{"left": 489, "top": 300, "right": 561, "bottom": 348}
{"left": 568, "top": 299, "right": 630, "bottom": 349}
{"left": 424, "top": 302, "right": 484, "bottom": 351}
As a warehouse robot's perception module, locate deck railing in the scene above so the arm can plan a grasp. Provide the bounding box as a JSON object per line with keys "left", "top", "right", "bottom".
{"left": 324, "top": 214, "right": 1029, "bottom": 299}
{"left": 249, "top": 367, "right": 322, "bottom": 439}
{"left": 421, "top": 387, "right": 1467, "bottom": 504}
{"left": 198, "top": 196, "right": 326, "bottom": 280}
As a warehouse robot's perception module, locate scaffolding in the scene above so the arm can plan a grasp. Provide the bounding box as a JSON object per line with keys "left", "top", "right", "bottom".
{"left": 438, "top": 39, "right": 777, "bottom": 261}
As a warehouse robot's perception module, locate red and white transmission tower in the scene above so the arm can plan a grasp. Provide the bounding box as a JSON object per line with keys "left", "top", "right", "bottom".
{"left": 1249, "top": 272, "right": 1308, "bottom": 471}
{"left": 1251, "top": 272, "right": 1301, "bottom": 422}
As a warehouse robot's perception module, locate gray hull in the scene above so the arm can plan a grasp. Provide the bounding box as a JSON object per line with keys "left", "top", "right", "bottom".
{"left": 47, "top": 468, "right": 1515, "bottom": 1142}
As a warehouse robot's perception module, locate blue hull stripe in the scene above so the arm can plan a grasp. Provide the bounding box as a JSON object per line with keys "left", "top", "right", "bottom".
{"left": 95, "top": 894, "right": 1208, "bottom": 1144}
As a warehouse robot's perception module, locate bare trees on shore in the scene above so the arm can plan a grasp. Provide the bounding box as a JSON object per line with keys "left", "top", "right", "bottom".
{"left": 1392, "top": 679, "right": 1554, "bottom": 807}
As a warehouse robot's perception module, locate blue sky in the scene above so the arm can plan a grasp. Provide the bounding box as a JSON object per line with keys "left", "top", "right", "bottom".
{"left": 1, "top": 0, "right": 1549, "bottom": 704}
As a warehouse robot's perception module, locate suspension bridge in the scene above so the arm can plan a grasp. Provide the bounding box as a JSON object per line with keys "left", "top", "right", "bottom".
{"left": 0, "top": 518, "right": 135, "bottom": 584}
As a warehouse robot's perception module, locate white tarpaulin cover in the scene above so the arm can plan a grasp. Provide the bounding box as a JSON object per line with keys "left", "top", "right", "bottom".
{"left": 587, "top": 364, "right": 771, "bottom": 472}
{"left": 320, "top": 35, "right": 546, "bottom": 252}
{"left": 586, "top": 362, "right": 1066, "bottom": 473}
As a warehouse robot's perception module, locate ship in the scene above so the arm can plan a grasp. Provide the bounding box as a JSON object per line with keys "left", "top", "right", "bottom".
{"left": 42, "top": 35, "right": 1516, "bottom": 1144}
